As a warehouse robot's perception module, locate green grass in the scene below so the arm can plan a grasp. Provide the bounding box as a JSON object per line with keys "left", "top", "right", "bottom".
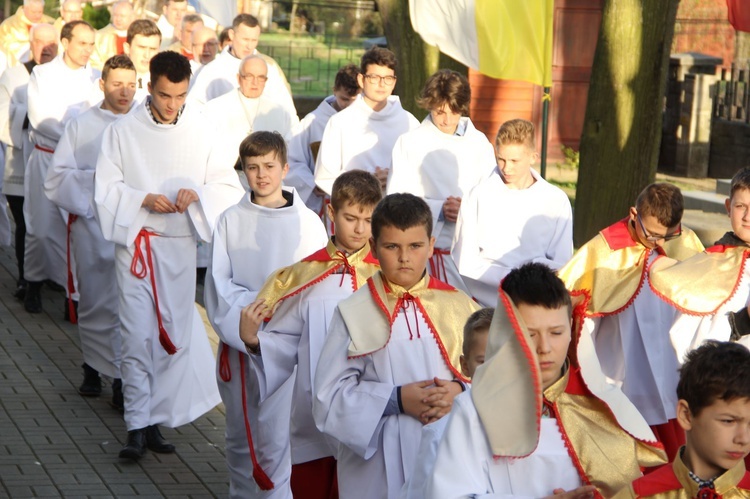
{"left": 258, "top": 33, "right": 366, "bottom": 97}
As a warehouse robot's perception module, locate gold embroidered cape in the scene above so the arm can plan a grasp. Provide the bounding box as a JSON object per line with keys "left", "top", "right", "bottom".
{"left": 340, "top": 271, "right": 480, "bottom": 382}
{"left": 0, "top": 7, "right": 54, "bottom": 66}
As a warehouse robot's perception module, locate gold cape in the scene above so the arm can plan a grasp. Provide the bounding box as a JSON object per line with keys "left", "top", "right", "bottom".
{"left": 612, "top": 448, "right": 750, "bottom": 498}
{"left": 91, "top": 24, "right": 126, "bottom": 70}
{"left": 649, "top": 245, "right": 750, "bottom": 315}
{"left": 256, "top": 239, "right": 380, "bottom": 317}
{"left": 471, "top": 289, "right": 666, "bottom": 498}
{"left": 340, "top": 271, "right": 480, "bottom": 382}
{"left": 559, "top": 218, "right": 704, "bottom": 316}
{"left": 0, "top": 7, "right": 54, "bottom": 66}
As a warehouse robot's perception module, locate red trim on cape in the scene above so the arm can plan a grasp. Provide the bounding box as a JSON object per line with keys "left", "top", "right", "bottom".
{"left": 706, "top": 244, "right": 738, "bottom": 254}
{"left": 600, "top": 218, "right": 639, "bottom": 251}
{"left": 586, "top": 249, "right": 652, "bottom": 319}
{"left": 413, "top": 298, "right": 467, "bottom": 382}
{"left": 739, "top": 471, "right": 750, "bottom": 489}
{"left": 427, "top": 275, "right": 456, "bottom": 291}
{"left": 302, "top": 247, "right": 333, "bottom": 262}
{"left": 631, "top": 463, "right": 682, "bottom": 496}
{"left": 549, "top": 400, "right": 601, "bottom": 498}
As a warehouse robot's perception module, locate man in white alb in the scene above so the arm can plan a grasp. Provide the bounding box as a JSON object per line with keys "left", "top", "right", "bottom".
{"left": 124, "top": 19, "right": 162, "bottom": 102}
{"left": 156, "top": 0, "right": 187, "bottom": 50}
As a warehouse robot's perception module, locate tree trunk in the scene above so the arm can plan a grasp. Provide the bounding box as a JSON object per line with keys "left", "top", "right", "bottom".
{"left": 574, "top": 0, "right": 680, "bottom": 246}
{"left": 375, "top": 0, "right": 466, "bottom": 119}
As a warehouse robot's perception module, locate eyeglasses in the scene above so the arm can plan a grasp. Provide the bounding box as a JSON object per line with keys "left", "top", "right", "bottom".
{"left": 239, "top": 73, "right": 268, "bottom": 83}
{"left": 364, "top": 74, "right": 397, "bottom": 86}
{"left": 636, "top": 214, "right": 682, "bottom": 242}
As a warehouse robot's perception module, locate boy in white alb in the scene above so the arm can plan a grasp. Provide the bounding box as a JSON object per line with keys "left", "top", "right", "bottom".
{"left": 239, "top": 170, "right": 382, "bottom": 499}
{"left": 44, "top": 55, "right": 137, "bottom": 406}
{"left": 285, "top": 63, "right": 360, "bottom": 215}
{"left": 314, "top": 47, "right": 419, "bottom": 196}
{"left": 123, "top": 19, "right": 161, "bottom": 102}
{"left": 387, "top": 69, "right": 495, "bottom": 292}
{"left": 451, "top": 119, "right": 573, "bottom": 307}
{"left": 204, "top": 131, "right": 327, "bottom": 498}
{"left": 313, "top": 193, "right": 480, "bottom": 499}
{"left": 95, "top": 51, "right": 244, "bottom": 460}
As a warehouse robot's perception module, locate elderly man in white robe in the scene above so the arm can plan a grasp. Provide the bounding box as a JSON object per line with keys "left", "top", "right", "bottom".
{"left": 0, "top": 23, "right": 58, "bottom": 301}
{"left": 189, "top": 25, "right": 219, "bottom": 73}
{"left": 24, "top": 20, "right": 102, "bottom": 315}
{"left": 45, "top": 54, "right": 137, "bottom": 408}
{"left": 95, "top": 51, "right": 243, "bottom": 461}
{"left": 188, "top": 13, "right": 295, "bottom": 117}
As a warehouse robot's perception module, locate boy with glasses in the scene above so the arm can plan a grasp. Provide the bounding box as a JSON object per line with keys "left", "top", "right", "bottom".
{"left": 560, "top": 183, "right": 704, "bottom": 459}
{"left": 314, "top": 47, "right": 418, "bottom": 196}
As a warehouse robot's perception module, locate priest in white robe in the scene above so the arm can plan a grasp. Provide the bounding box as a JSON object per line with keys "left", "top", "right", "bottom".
{"left": 90, "top": 0, "right": 135, "bottom": 70}
{"left": 25, "top": 21, "right": 102, "bottom": 314}
{"left": 94, "top": 51, "right": 243, "bottom": 460}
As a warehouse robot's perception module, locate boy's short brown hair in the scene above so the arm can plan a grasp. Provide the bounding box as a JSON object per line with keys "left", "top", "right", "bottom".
{"left": 462, "top": 308, "right": 494, "bottom": 357}
{"left": 677, "top": 341, "right": 750, "bottom": 416}
{"left": 330, "top": 170, "right": 382, "bottom": 212}
{"left": 239, "top": 131, "right": 287, "bottom": 165}
{"left": 334, "top": 63, "right": 361, "bottom": 96}
{"left": 360, "top": 47, "right": 397, "bottom": 75}
{"left": 635, "top": 183, "right": 684, "bottom": 229}
{"left": 416, "top": 69, "right": 471, "bottom": 116}
{"left": 371, "top": 193, "right": 432, "bottom": 242}
{"left": 495, "top": 119, "right": 535, "bottom": 149}
{"left": 102, "top": 54, "right": 136, "bottom": 80}
{"left": 127, "top": 19, "right": 162, "bottom": 44}
{"left": 730, "top": 167, "right": 750, "bottom": 199}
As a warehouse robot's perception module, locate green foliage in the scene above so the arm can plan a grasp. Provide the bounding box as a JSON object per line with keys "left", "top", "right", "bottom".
{"left": 559, "top": 145, "right": 580, "bottom": 170}
{"left": 83, "top": 4, "right": 110, "bottom": 30}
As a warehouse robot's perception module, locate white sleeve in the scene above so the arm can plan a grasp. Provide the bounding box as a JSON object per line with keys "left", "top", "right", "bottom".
{"left": 313, "top": 117, "right": 343, "bottom": 196}
{"left": 0, "top": 74, "right": 13, "bottom": 146}
{"left": 203, "top": 216, "right": 258, "bottom": 352}
{"left": 535, "top": 190, "right": 573, "bottom": 270}
{"left": 44, "top": 119, "right": 95, "bottom": 218}
{"left": 312, "top": 308, "right": 394, "bottom": 459}
{"left": 27, "top": 70, "right": 66, "bottom": 141}
{"left": 400, "top": 419, "right": 446, "bottom": 499}
{"left": 285, "top": 116, "right": 317, "bottom": 204}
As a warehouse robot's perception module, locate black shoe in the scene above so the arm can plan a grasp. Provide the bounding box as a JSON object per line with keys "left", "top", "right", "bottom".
{"left": 12, "top": 280, "right": 27, "bottom": 301}
{"left": 23, "top": 281, "right": 42, "bottom": 313}
{"left": 145, "top": 425, "right": 175, "bottom": 454}
{"left": 119, "top": 429, "right": 146, "bottom": 460}
{"left": 110, "top": 378, "right": 124, "bottom": 412}
{"left": 64, "top": 298, "right": 78, "bottom": 322}
{"left": 78, "top": 363, "right": 102, "bottom": 397}
{"left": 44, "top": 279, "right": 65, "bottom": 292}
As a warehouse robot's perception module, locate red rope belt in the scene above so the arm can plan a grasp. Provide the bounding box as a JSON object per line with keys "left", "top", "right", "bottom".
{"left": 66, "top": 214, "right": 78, "bottom": 324}
{"left": 130, "top": 229, "right": 178, "bottom": 355}
{"left": 34, "top": 144, "right": 55, "bottom": 154}
{"left": 238, "top": 352, "right": 274, "bottom": 490}
{"left": 429, "top": 248, "right": 450, "bottom": 283}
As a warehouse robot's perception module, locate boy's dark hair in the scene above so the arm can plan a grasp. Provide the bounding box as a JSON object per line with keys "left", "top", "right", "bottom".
{"left": 496, "top": 119, "right": 535, "bottom": 149}
{"left": 334, "top": 63, "right": 360, "bottom": 96}
{"left": 635, "top": 183, "right": 684, "bottom": 229}
{"left": 219, "top": 27, "right": 231, "bottom": 46}
{"left": 181, "top": 13, "right": 203, "bottom": 29}
{"left": 462, "top": 308, "right": 494, "bottom": 357}
{"left": 371, "top": 193, "right": 432, "bottom": 242}
{"left": 331, "top": 170, "right": 382, "bottom": 211}
{"left": 677, "top": 341, "right": 750, "bottom": 416}
{"left": 233, "top": 13, "right": 260, "bottom": 31}
{"left": 102, "top": 54, "right": 136, "bottom": 80}
{"left": 61, "top": 19, "right": 93, "bottom": 42}
{"left": 360, "top": 46, "right": 397, "bottom": 74}
{"left": 239, "top": 131, "right": 287, "bottom": 165}
{"left": 127, "top": 19, "right": 162, "bottom": 45}
{"left": 501, "top": 262, "right": 572, "bottom": 312}
{"left": 416, "top": 69, "right": 471, "bottom": 116}
{"left": 730, "top": 167, "right": 750, "bottom": 199}
{"left": 150, "top": 51, "right": 191, "bottom": 86}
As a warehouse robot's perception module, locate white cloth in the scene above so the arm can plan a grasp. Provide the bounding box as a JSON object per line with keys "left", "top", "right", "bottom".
{"left": 157, "top": 15, "right": 176, "bottom": 50}
{"left": 285, "top": 95, "right": 338, "bottom": 214}
{"left": 25, "top": 56, "right": 102, "bottom": 284}
{"left": 134, "top": 73, "right": 150, "bottom": 104}
{"left": 314, "top": 94, "right": 419, "bottom": 196}
{"left": 0, "top": 63, "right": 30, "bottom": 196}
{"left": 95, "top": 100, "right": 243, "bottom": 430}
{"left": 188, "top": 45, "right": 296, "bottom": 116}
{"left": 44, "top": 104, "right": 127, "bottom": 378}
{"left": 451, "top": 169, "right": 573, "bottom": 307}
{"left": 204, "top": 190, "right": 327, "bottom": 498}
{"left": 313, "top": 295, "right": 458, "bottom": 499}
{"left": 387, "top": 115, "right": 495, "bottom": 291}
{"left": 591, "top": 253, "right": 681, "bottom": 426}
{"left": 425, "top": 392, "right": 582, "bottom": 499}
{"left": 251, "top": 272, "right": 354, "bottom": 465}
{"left": 204, "top": 88, "right": 299, "bottom": 162}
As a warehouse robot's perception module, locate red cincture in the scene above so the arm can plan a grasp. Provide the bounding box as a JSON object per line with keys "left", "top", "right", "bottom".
{"left": 697, "top": 487, "right": 721, "bottom": 499}
{"left": 400, "top": 293, "right": 421, "bottom": 340}
{"left": 334, "top": 250, "right": 355, "bottom": 287}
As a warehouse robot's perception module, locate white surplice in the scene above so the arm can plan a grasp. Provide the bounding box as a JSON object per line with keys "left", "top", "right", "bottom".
{"left": 44, "top": 104, "right": 127, "bottom": 378}
{"left": 95, "top": 100, "right": 244, "bottom": 431}
{"left": 451, "top": 169, "right": 573, "bottom": 307}
{"left": 314, "top": 94, "right": 419, "bottom": 196}
{"left": 25, "top": 56, "right": 102, "bottom": 285}
{"left": 424, "top": 392, "right": 581, "bottom": 499}
{"left": 0, "top": 63, "right": 30, "bottom": 197}
{"left": 387, "top": 115, "right": 495, "bottom": 291}
{"left": 204, "top": 189, "right": 327, "bottom": 499}
{"left": 188, "top": 45, "right": 296, "bottom": 116}
{"left": 285, "top": 95, "right": 338, "bottom": 214}
{"left": 313, "top": 295, "right": 458, "bottom": 499}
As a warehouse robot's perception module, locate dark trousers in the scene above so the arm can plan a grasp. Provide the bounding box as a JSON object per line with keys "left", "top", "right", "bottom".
{"left": 6, "top": 195, "right": 25, "bottom": 282}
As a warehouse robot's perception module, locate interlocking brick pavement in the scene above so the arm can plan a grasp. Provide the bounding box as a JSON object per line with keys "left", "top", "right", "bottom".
{"left": 0, "top": 244, "right": 229, "bottom": 498}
